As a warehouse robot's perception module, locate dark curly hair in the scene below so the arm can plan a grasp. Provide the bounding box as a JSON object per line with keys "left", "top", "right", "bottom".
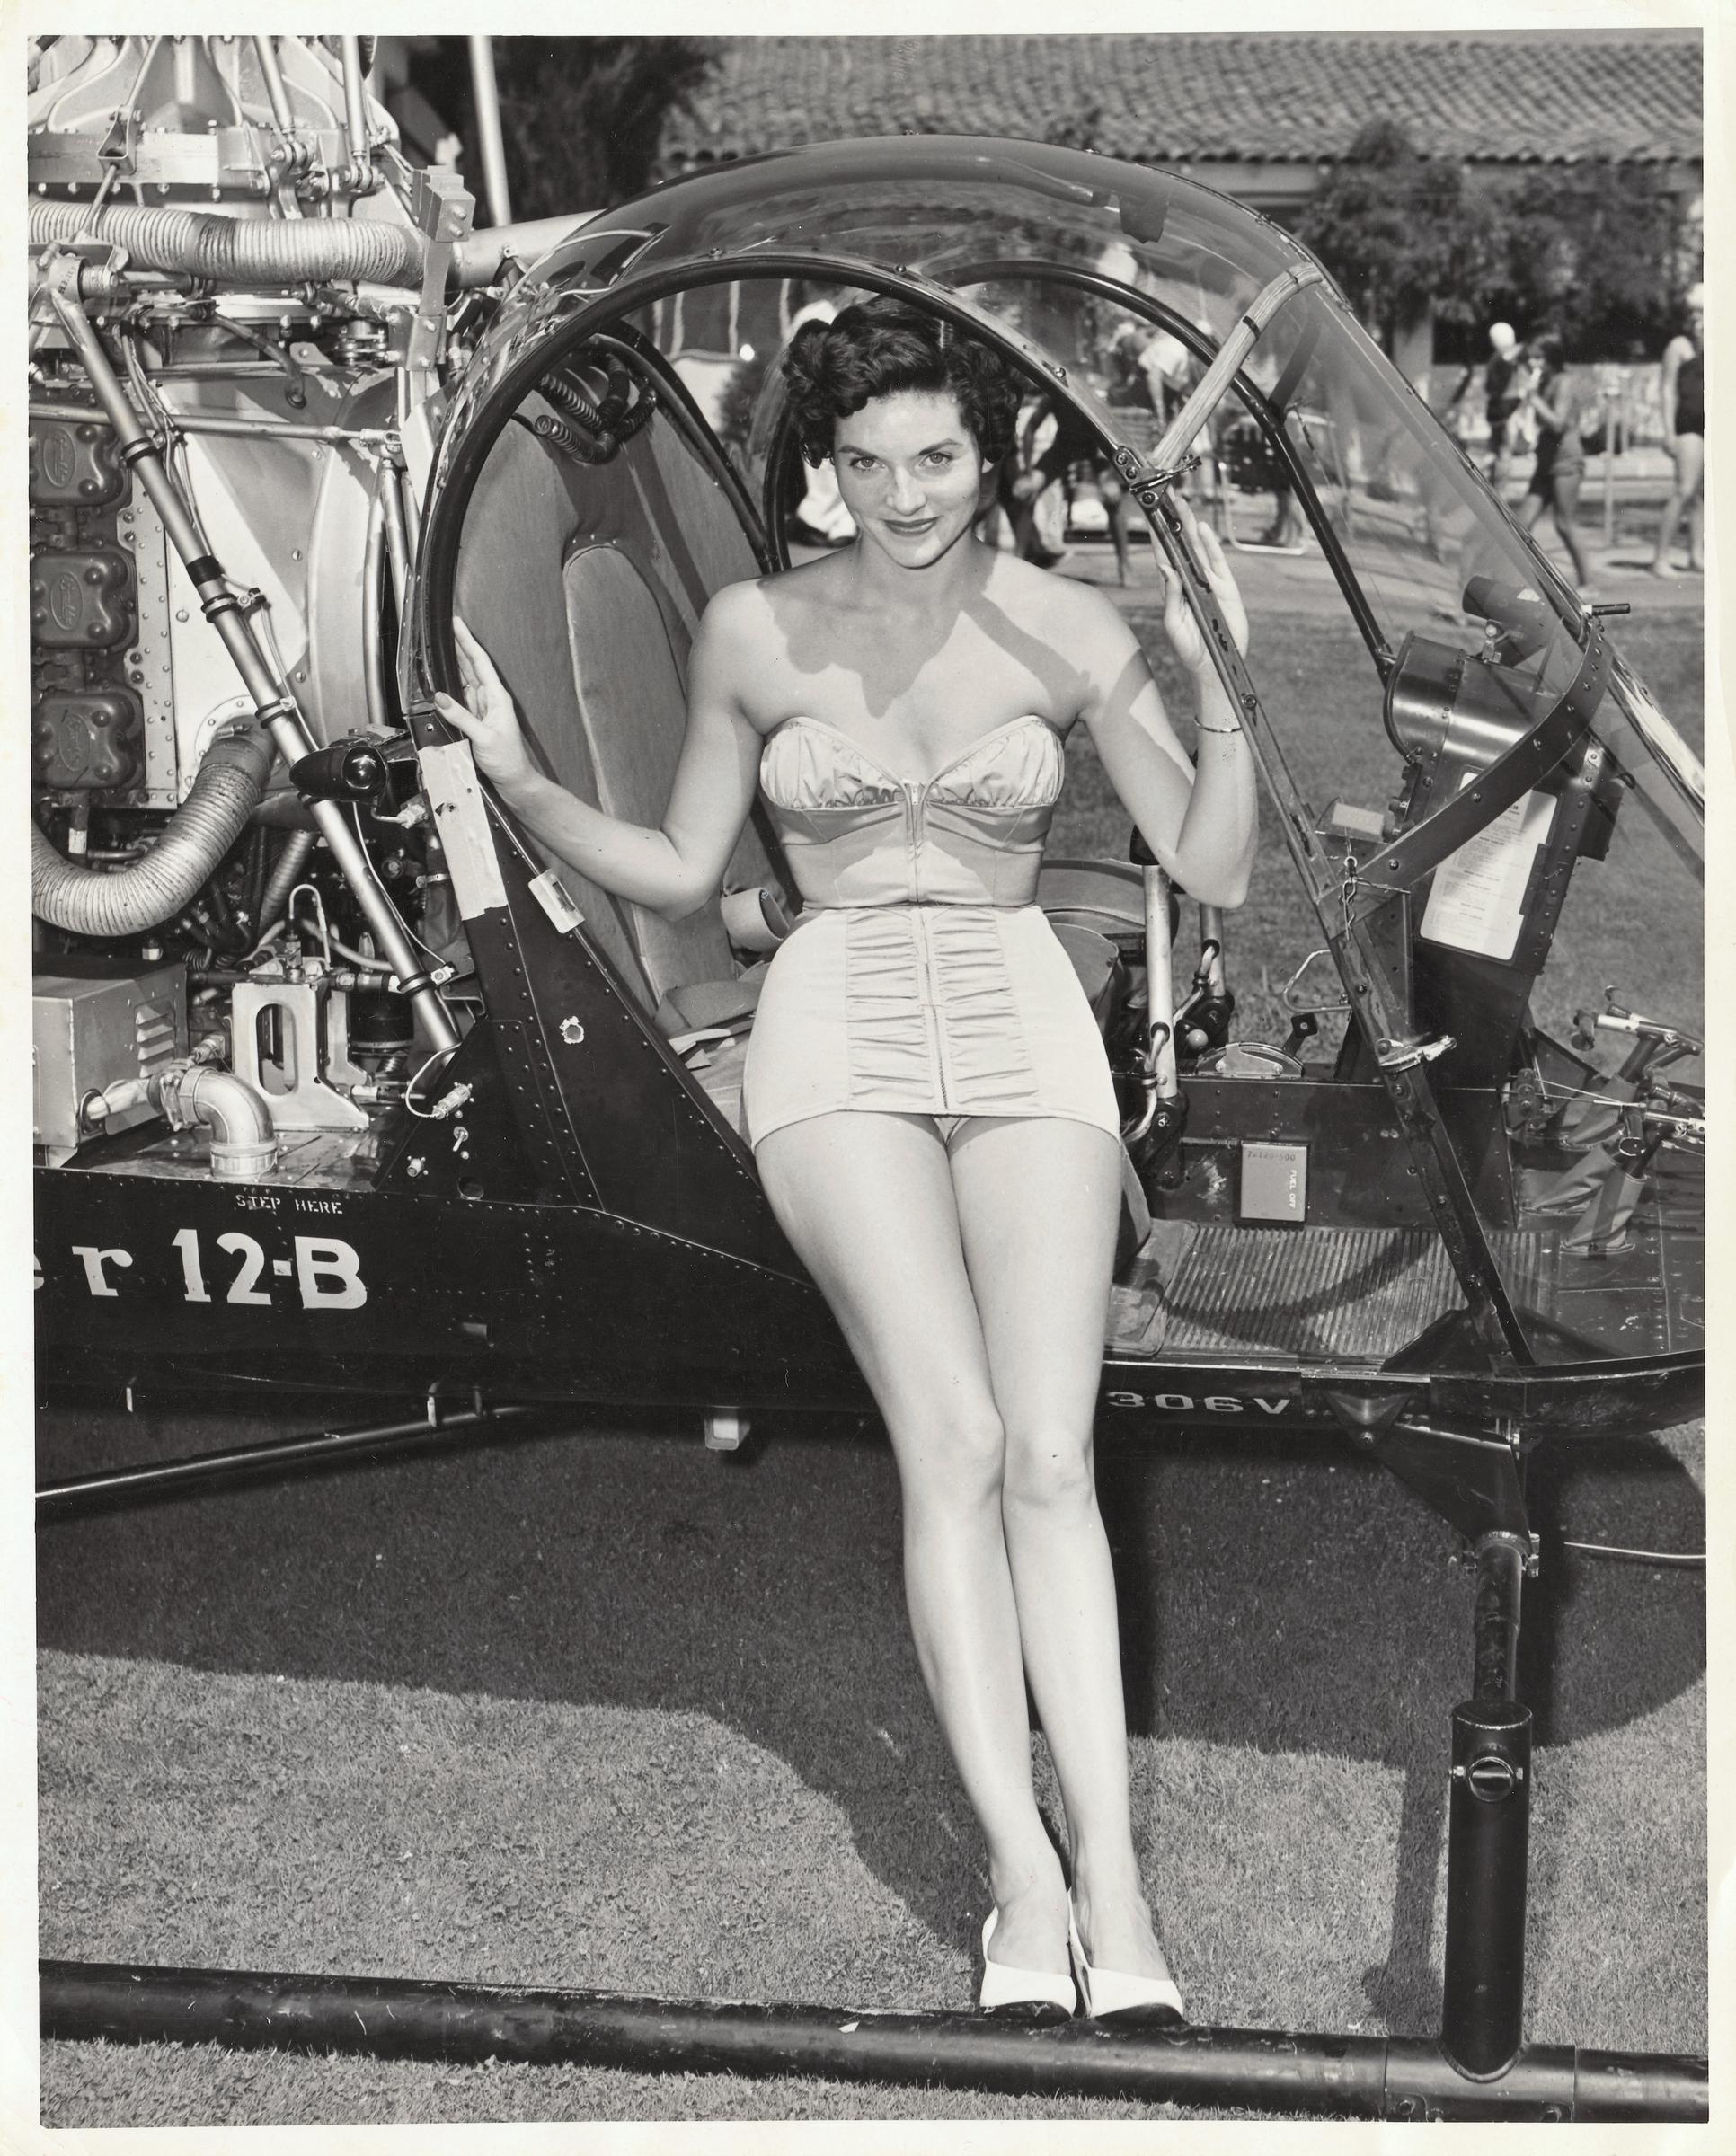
{"left": 782, "top": 296, "right": 1023, "bottom": 467}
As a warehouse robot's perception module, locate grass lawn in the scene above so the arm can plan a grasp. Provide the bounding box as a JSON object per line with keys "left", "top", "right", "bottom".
{"left": 36, "top": 1409, "right": 1705, "bottom": 2127}
{"left": 33, "top": 608, "right": 1704, "bottom": 2129}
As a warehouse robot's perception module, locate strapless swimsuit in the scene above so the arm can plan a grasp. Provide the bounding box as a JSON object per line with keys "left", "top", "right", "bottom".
{"left": 742, "top": 713, "right": 1121, "bottom": 1149}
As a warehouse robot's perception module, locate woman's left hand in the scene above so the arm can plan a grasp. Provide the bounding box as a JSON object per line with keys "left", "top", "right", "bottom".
{"left": 1151, "top": 494, "right": 1250, "bottom": 668}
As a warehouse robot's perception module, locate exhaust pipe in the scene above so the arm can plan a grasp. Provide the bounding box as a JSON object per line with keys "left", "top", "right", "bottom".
{"left": 31, "top": 728, "right": 276, "bottom": 935}
{"left": 30, "top": 199, "right": 422, "bottom": 287}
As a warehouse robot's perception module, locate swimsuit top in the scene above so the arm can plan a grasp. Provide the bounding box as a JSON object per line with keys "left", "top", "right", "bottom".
{"left": 1676, "top": 351, "right": 1704, "bottom": 434}
{"left": 758, "top": 712, "right": 1065, "bottom": 910}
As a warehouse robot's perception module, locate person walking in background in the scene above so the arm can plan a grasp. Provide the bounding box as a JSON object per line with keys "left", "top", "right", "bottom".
{"left": 1514, "top": 332, "right": 1596, "bottom": 597}
{"left": 1008, "top": 389, "right": 1134, "bottom": 582}
{"left": 784, "top": 291, "right": 860, "bottom": 548}
{"left": 1449, "top": 321, "right": 1527, "bottom": 493}
{"left": 1651, "top": 283, "right": 1704, "bottom": 579}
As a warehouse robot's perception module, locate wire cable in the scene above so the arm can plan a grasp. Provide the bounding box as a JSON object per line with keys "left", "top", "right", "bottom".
{"left": 400, "top": 1040, "right": 463, "bottom": 1119}
{"left": 1559, "top": 1539, "right": 1705, "bottom": 1568}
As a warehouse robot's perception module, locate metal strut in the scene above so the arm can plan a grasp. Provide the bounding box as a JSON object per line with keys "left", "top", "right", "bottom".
{"left": 1440, "top": 1529, "right": 1534, "bottom": 2082}
{"left": 36, "top": 1404, "right": 541, "bottom": 1521}
{"left": 38, "top": 1959, "right": 1706, "bottom": 2120}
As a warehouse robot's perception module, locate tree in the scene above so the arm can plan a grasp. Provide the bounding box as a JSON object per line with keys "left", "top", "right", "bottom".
{"left": 1481, "top": 164, "right": 1689, "bottom": 357}
{"left": 490, "top": 38, "right": 717, "bottom": 216}
{"left": 1295, "top": 120, "right": 1694, "bottom": 362}
{"left": 1292, "top": 120, "right": 1502, "bottom": 356}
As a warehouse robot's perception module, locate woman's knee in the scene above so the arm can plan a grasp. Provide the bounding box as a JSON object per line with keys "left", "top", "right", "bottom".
{"left": 1002, "top": 1427, "right": 1098, "bottom": 1516}
{"left": 896, "top": 1401, "right": 1007, "bottom": 1511}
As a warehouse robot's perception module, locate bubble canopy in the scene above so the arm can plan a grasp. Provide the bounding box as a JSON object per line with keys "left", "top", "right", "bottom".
{"left": 416, "top": 137, "right": 1702, "bottom": 1370}
{"left": 424, "top": 134, "right": 1700, "bottom": 860}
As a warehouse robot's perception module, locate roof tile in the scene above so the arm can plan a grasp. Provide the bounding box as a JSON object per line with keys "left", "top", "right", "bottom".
{"left": 661, "top": 34, "right": 1702, "bottom": 171}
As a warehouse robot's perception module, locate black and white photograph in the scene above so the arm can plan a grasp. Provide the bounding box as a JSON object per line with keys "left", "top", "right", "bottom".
{"left": 8, "top": 5, "right": 1717, "bottom": 2140}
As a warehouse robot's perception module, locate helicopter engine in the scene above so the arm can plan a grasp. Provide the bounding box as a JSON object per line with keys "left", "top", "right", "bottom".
{"left": 28, "top": 35, "right": 481, "bottom": 1170}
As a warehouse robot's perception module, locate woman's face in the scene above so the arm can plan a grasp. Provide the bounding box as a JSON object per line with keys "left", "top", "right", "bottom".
{"left": 830, "top": 389, "right": 990, "bottom": 569}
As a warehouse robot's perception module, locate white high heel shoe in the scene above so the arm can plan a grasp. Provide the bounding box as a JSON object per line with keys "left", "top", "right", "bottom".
{"left": 979, "top": 1908, "right": 1077, "bottom": 2013}
{"left": 1067, "top": 1898, "right": 1186, "bottom": 2022}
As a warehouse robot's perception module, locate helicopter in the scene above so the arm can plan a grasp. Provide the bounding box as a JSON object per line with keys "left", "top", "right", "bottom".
{"left": 28, "top": 33, "right": 1705, "bottom": 2121}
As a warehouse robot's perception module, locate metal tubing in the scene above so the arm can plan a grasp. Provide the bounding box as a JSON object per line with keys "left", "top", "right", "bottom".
{"left": 1439, "top": 1532, "right": 1534, "bottom": 2081}
{"left": 339, "top": 36, "right": 373, "bottom": 190}
{"left": 252, "top": 35, "right": 297, "bottom": 141}
{"left": 37, "top": 1407, "right": 537, "bottom": 1522}
{"left": 1199, "top": 906, "right": 1227, "bottom": 997}
{"left": 1471, "top": 1528, "right": 1527, "bottom": 1701}
{"left": 38, "top": 1962, "right": 1707, "bottom": 2121}
{"left": 1441, "top": 1699, "right": 1533, "bottom": 2079}
{"left": 378, "top": 459, "right": 412, "bottom": 620}
{"left": 1143, "top": 862, "right": 1179, "bottom": 1095}
{"left": 448, "top": 214, "right": 594, "bottom": 289}
{"left": 1146, "top": 266, "right": 1324, "bottom": 475}
{"left": 361, "top": 483, "right": 389, "bottom": 736}
{"left": 48, "top": 296, "right": 457, "bottom": 1057}
{"left": 467, "top": 36, "right": 513, "bottom": 228}
{"left": 29, "top": 402, "right": 395, "bottom": 446}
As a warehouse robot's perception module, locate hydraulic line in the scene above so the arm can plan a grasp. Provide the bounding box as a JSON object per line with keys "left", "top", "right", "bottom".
{"left": 49, "top": 293, "right": 457, "bottom": 1056}
{"left": 30, "top": 198, "right": 421, "bottom": 287}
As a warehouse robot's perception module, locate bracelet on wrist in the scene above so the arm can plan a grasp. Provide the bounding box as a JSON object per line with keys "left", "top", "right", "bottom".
{"left": 1196, "top": 718, "right": 1244, "bottom": 736}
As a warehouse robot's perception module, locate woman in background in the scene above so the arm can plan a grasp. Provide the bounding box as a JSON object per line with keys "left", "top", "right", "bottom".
{"left": 1651, "top": 284, "right": 1704, "bottom": 579}
{"left": 1516, "top": 333, "right": 1596, "bottom": 597}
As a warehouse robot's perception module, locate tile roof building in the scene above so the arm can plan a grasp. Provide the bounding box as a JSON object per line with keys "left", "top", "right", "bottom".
{"left": 660, "top": 33, "right": 1703, "bottom": 210}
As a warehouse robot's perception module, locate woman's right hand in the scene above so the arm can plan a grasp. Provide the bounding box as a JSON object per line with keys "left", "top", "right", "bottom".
{"left": 433, "top": 617, "right": 536, "bottom": 789}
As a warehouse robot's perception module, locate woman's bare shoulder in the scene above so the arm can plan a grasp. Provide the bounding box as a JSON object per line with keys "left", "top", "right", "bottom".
{"left": 705, "top": 556, "right": 839, "bottom": 631}
{"left": 986, "top": 550, "right": 1134, "bottom": 649}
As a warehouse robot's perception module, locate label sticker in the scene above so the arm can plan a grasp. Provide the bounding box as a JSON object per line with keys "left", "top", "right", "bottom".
{"left": 1420, "top": 783, "right": 1554, "bottom": 963}
{"left": 420, "top": 739, "right": 509, "bottom": 920}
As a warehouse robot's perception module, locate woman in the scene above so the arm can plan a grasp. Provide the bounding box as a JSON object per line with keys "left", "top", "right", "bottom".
{"left": 1652, "top": 285, "right": 1704, "bottom": 579}
{"left": 438, "top": 299, "right": 1259, "bottom": 2015}
{"left": 1515, "top": 334, "right": 1595, "bottom": 596}
{"left": 1008, "top": 387, "right": 1134, "bottom": 583}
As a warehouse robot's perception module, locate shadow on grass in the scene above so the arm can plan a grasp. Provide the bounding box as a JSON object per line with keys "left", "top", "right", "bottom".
{"left": 1099, "top": 1427, "right": 1703, "bottom": 2032}
{"left": 35, "top": 1393, "right": 1703, "bottom": 2042}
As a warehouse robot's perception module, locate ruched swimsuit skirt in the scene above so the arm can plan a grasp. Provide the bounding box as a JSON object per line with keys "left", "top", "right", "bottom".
{"left": 742, "top": 714, "right": 1121, "bottom": 1149}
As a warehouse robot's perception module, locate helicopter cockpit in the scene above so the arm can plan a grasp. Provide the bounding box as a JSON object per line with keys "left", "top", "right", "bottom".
{"left": 414, "top": 137, "right": 1704, "bottom": 1383}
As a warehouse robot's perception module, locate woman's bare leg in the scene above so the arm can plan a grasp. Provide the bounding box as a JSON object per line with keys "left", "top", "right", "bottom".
{"left": 950, "top": 1117, "right": 1174, "bottom": 1982}
{"left": 1652, "top": 434, "right": 1702, "bottom": 573}
{"left": 755, "top": 1110, "right": 1069, "bottom": 1975}
{"left": 1551, "top": 471, "right": 1592, "bottom": 587}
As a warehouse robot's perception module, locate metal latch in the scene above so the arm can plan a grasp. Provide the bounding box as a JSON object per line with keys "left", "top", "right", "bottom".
{"left": 1376, "top": 1032, "right": 1456, "bottom": 1071}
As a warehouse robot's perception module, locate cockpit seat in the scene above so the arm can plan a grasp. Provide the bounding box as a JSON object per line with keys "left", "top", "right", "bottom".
{"left": 563, "top": 540, "right": 782, "bottom": 1016}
